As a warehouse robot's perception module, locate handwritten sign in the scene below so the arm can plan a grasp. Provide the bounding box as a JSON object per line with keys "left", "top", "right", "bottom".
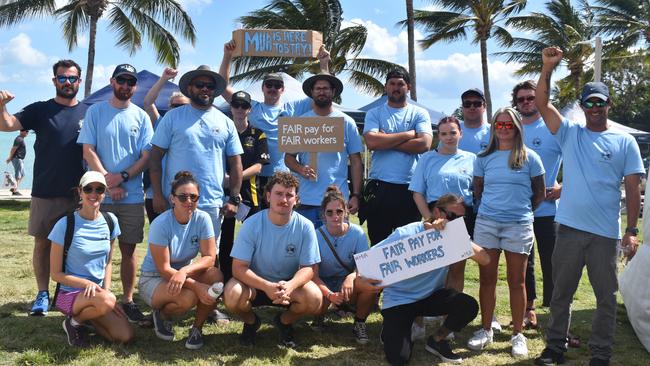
{"left": 278, "top": 117, "right": 344, "bottom": 153}
{"left": 354, "top": 219, "right": 473, "bottom": 286}
{"left": 231, "top": 29, "right": 323, "bottom": 58}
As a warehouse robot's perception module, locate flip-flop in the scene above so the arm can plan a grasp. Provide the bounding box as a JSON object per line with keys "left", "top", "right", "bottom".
{"left": 524, "top": 308, "right": 538, "bottom": 329}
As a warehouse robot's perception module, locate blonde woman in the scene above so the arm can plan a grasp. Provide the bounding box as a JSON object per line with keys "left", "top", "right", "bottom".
{"left": 467, "top": 107, "right": 546, "bottom": 357}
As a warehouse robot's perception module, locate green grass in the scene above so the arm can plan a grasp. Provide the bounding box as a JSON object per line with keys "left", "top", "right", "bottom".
{"left": 0, "top": 200, "right": 647, "bottom": 365}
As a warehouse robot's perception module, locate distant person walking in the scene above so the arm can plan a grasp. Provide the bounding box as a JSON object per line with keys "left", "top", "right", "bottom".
{"left": 6, "top": 129, "right": 28, "bottom": 195}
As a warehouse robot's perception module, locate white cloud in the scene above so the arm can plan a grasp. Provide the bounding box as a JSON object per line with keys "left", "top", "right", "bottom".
{"left": 176, "top": 0, "right": 212, "bottom": 9}
{"left": 3, "top": 33, "right": 48, "bottom": 67}
{"left": 341, "top": 18, "right": 424, "bottom": 61}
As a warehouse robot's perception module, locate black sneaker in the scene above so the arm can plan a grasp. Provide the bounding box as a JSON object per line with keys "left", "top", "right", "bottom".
{"left": 352, "top": 321, "right": 369, "bottom": 344}
{"left": 185, "top": 326, "right": 204, "bottom": 350}
{"left": 239, "top": 313, "right": 261, "bottom": 346}
{"left": 425, "top": 336, "right": 462, "bottom": 364}
{"left": 62, "top": 316, "right": 89, "bottom": 347}
{"left": 589, "top": 358, "right": 610, "bottom": 366}
{"left": 311, "top": 315, "right": 326, "bottom": 332}
{"left": 273, "top": 312, "right": 297, "bottom": 348}
{"left": 152, "top": 309, "right": 174, "bottom": 341}
{"left": 121, "top": 301, "right": 145, "bottom": 323}
{"left": 535, "top": 348, "right": 566, "bottom": 366}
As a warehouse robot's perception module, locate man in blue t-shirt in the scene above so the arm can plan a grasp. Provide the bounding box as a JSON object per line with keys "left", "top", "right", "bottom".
{"left": 77, "top": 64, "right": 154, "bottom": 322}
{"left": 534, "top": 47, "right": 645, "bottom": 366}
{"left": 5, "top": 129, "right": 27, "bottom": 195}
{"left": 285, "top": 73, "right": 363, "bottom": 227}
{"left": 458, "top": 88, "right": 490, "bottom": 154}
{"left": 224, "top": 172, "right": 322, "bottom": 348}
{"left": 362, "top": 69, "right": 433, "bottom": 245}
{"left": 0, "top": 59, "right": 87, "bottom": 316}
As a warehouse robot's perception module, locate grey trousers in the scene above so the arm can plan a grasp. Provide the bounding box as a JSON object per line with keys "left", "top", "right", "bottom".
{"left": 545, "top": 224, "right": 619, "bottom": 360}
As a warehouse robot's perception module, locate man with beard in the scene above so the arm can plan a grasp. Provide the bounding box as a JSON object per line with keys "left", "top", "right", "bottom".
{"left": 77, "top": 64, "right": 154, "bottom": 322}
{"left": 0, "top": 60, "right": 87, "bottom": 316}
{"left": 534, "top": 47, "right": 644, "bottom": 366}
{"left": 458, "top": 88, "right": 490, "bottom": 154}
{"left": 512, "top": 80, "right": 563, "bottom": 330}
{"left": 284, "top": 73, "right": 363, "bottom": 227}
{"left": 362, "top": 69, "right": 432, "bottom": 245}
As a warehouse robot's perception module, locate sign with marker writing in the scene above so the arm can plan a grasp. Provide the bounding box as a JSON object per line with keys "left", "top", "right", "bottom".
{"left": 231, "top": 29, "right": 323, "bottom": 58}
{"left": 278, "top": 117, "right": 344, "bottom": 153}
{"left": 354, "top": 219, "right": 473, "bottom": 286}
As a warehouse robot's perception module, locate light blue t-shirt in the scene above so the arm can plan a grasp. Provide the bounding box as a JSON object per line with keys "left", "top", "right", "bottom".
{"left": 317, "top": 223, "right": 368, "bottom": 279}
{"left": 363, "top": 103, "right": 433, "bottom": 184}
{"left": 140, "top": 209, "right": 215, "bottom": 273}
{"left": 377, "top": 222, "right": 448, "bottom": 310}
{"left": 292, "top": 109, "right": 363, "bottom": 205}
{"left": 151, "top": 105, "right": 243, "bottom": 209}
{"left": 409, "top": 149, "right": 476, "bottom": 206}
{"left": 77, "top": 102, "right": 153, "bottom": 204}
{"left": 554, "top": 118, "right": 644, "bottom": 239}
{"left": 49, "top": 211, "right": 121, "bottom": 292}
{"left": 474, "top": 148, "right": 545, "bottom": 222}
{"left": 523, "top": 117, "right": 563, "bottom": 217}
{"left": 249, "top": 98, "right": 312, "bottom": 177}
{"left": 231, "top": 210, "right": 320, "bottom": 283}
{"left": 458, "top": 121, "right": 490, "bottom": 154}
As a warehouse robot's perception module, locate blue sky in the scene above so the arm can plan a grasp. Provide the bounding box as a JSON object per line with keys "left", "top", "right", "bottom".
{"left": 0, "top": 0, "right": 560, "bottom": 116}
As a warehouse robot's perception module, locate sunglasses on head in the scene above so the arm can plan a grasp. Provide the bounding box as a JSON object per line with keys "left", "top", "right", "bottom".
{"left": 82, "top": 185, "right": 106, "bottom": 194}
{"left": 582, "top": 100, "right": 607, "bottom": 109}
{"left": 170, "top": 103, "right": 185, "bottom": 109}
{"left": 231, "top": 102, "right": 250, "bottom": 109}
{"left": 517, "top": 95, "right": 535, "bottom": 103}
{"left": 462, "top": 100, "right": 483, "bottom": 108}
{"left": 264, "top": 81, "right": 283, "bottom": 90}
{"left": 174, "top": 193, "right": 200, "bottom": 203}
{"left": 193, "top": 82, "right": 216, "bottom": 90}
{"left": 438, "top": 207, "right": 463, "bottom": 221}
{"left": 325, "top": 208, "right": 345, "bottom": 217}
{"left": 115, "top": 77, "right": 137, "bottom": 87}
{"left": 495, "top": 121, "right": 515, "bottom": 130}
{"left": 56, "top": 75, "right": 80, "bottom": 84}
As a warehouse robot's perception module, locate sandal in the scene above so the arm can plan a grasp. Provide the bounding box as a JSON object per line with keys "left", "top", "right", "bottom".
{"left": 524, "top": 307, "right": 538, "bottom": 329}
{"left": 568, "top": 332, "right": 581, "bottom": 348}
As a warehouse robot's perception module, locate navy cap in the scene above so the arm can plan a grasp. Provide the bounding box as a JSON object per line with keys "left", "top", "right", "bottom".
{"left": 461, "top": 88, "right": 485, "bottom": 101}
{"left": 231, "top": 90, "right": 252, "bottom": 106}
{"left": 112, "top": 64, "right": 137, "bottom": 79}
{"left": 581, "top": 82, "right": 610, "bottom": 103}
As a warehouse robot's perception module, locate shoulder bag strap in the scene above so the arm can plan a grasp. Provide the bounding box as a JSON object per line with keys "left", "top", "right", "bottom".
{"left": 318, "top": 227, "right": 354, "bottom": 274}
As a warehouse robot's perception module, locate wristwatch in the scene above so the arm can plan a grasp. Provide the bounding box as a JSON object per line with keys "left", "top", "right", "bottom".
{"left": 350, "top": 192, "right": 361, "bottom": 198}
{"left": 120, "top": 171, "right": 130, "bottom": 182}
{"left": 228, "top": 195, "right": 241, "bottom": 206}
{"left": 625, "top": 227, "right": 639, "bottom": 236}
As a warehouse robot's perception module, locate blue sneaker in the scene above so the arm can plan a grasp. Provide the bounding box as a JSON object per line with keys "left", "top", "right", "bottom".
{"left": 29, "top": 290, "right": 49, "bottom": 316}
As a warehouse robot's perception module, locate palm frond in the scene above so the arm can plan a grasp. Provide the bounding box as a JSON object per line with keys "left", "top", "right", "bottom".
{"left": 54, "top": 1, "right": 88, "bottom": 51}
{"left": 0, "top": 0, "right": 57, "bottom": 27}
{"left": 106, "top": 5, "right": 142, "bottom": 55}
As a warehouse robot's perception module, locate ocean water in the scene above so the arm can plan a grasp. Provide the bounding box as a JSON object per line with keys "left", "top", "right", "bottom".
{"left": 0, "top": 132, "right": 35, "bottom": 189}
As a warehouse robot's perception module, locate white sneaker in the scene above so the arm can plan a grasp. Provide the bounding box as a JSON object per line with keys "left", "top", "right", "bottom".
{"left": 511, "top": 333, "right": 528, "bottom": 357}
{"left": 491, "top": 315, "right": 502, "bottom": 333}
{"left": 411, "top": 322, "right": 426, "bottom": 341}
{"left": 445, "top": 331, "right": 455, "bottom": 341}
{"left": 467, "top": 328, "right": 493, "bottom": 351}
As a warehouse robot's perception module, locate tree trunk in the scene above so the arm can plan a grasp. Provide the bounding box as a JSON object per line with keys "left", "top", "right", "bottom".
{"left": 84, "top": 15, "right": 99, "bottom": 98}
{"left": 480, "top": 38, "right": 492, "bottom": 120}
{"left": 406, "top": 0, "right": 417, "bottom": 101}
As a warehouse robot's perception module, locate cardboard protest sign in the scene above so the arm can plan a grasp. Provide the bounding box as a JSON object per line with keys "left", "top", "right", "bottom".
{"left": 354, "top": 219, "right": 473, "bottom": 286}
{"left": 231, "top": 29, "right": 323, "bottom": 58}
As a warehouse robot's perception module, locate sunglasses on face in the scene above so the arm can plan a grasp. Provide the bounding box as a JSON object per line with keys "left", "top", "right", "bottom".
{"left": 174, "top": 193, "right": 200, "bottom": 203}
{"left": 56, "top": 75, "right": 80, "bottom": 84}
{"left": 115, "top": 77, "right": 137, "bottom": 87}
{"left": 495, "top": 121, "right": 515, "bottom": 130}
{"left": 325, "top": 208, "right": 345, "bottom": 217}
{"left": 439, "top": 207, "right": 463, "bottom": 221}
{"left": 517, "top": 95, "right": 535, "bottom": 103}
{"left": 170, "top": 104, "right": 185, "bottom": 109}
{"left": 192, "top": 82, "right": 216, "bottom": 90}
{"left": 231, "top": 102, "right": 250, "bottom": 109}
{"left": 264, "top": 82, "right": 283, "bottom": 90}
{"left": 82, "top": 185, "right": 106, "bottom": 194}
{"left": 582, "top": 100, "right": 607, "bottom": 109}
{"left": 462, "top": 101, "right": 483, "bottom": 108}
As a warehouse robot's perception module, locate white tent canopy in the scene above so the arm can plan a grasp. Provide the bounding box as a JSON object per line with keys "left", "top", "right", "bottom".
{"left": 561, "top": 102, "right": 649, "bottom": 136}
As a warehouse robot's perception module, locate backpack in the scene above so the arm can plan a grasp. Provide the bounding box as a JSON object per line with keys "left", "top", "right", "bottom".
{"left": 50, "top": 211, "right": 115, "bottom": 311}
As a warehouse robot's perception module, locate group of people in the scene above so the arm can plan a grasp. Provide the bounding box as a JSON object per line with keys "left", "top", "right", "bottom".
{"left": 0, "top": 42, "right": 643, "bottom": 366}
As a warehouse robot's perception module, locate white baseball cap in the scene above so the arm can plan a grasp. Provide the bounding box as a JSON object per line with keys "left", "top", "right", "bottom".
{"left": 79, "top": 171, "right": 107, "bottom": 187}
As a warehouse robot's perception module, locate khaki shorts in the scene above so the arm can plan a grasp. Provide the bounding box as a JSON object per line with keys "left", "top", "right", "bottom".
{"left": 101, "top": 203, "right": 145, "bottom": 244}
{"left": 28, "top": 196, "right": 78, "bottom": 238}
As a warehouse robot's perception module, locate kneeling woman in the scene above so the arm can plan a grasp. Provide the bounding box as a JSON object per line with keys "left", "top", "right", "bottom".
{"left": 313, "top": 186, "right": 378, "bottom": 344}
{"left": 139, "top": 171, "right": 224, "bottom": 350}
{"left": 372, "top": 194, "right": 489, "bottom": 365}
{"left": 50, "top": 171, "right": 133, "bottom": 347}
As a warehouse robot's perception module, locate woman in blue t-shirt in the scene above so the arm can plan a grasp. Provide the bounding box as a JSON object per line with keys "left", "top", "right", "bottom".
{"left": 138, "top": 171, "right": 223, "bottom": 350}
{"left": 50, "top": 171, "right": 132, "bottom": 347}
{"left": 468, "top": 107, "right": 545, "bottom": 358}
{"left": 312, "top": 186, "right": 378, "bottom": 344}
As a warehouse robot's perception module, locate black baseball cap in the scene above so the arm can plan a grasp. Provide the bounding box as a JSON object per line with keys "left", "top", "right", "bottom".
{"left": 112, "top": 64, "right": 138, "bottom": 79}
{"left": 231, "top": 90, "right": 252, "bottom": 106}
{"left": 461, "top": 88, "right": 485, "bottom": 101}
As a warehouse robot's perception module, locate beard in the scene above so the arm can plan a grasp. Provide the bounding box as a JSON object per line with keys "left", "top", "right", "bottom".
{"left": 314, "top": 96, "right": 333, "bottom": 108}
{"left": 388, "top": 92, "right": 406, "bottom": 104}
{"left": 113, "top": 88, "right": 134, "bottom": 101}
{"left": 519, "top": 108, "right": 538, "bottom": 118}
{"left": 190, "top": 92, "right": 215, "bottom": 107}
{"left": 56, "top": 84, "right": 79, "bottom": 99}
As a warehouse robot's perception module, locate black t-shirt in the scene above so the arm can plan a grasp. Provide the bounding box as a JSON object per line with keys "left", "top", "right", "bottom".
{"left": 12, "top": 136, "right": 26, "bottom": 159}
{"left": 226, "top": 125, "right": 269, "bottom": 208}
{"left": 15, "top": 99, "right": 87, "bottom": 198}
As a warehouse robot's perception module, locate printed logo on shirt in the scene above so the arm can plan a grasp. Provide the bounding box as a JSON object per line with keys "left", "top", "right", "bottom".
{"left": 212, "top": 127, "right": 220, "bottom": 135}
{"left": 78, "top": 119, "right": 84, "bottom": 132}
{"left": 244, "top": 136, "right": 255, "bottom": 148}
{"left": 285, "top": 244, "right": 296, "bottom": 257}
{"left": 191, "top": 235, "right": 199, "bottom": 248}
{"left": 261, "top": 152, "right": 270, "bottom": 160}
{"left": 601, "top": 149, "right": 612, "bottom": 161}
{"left": 129, "top": 125, "right": 139, "bottom": 137}
{"left": 480, "top": 142, "right": 488, "bottom": 150}
{"left": 532, "top": 137, "right": 542, "bottom": 147}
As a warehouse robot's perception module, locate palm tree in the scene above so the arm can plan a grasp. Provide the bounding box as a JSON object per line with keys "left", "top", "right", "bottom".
{"left": 406, "top": 0, "right": 417, "bottom": 101}
{"left": 231, "top": 0, "right": 402, "bottom": 98}
{"left": 593, "top": 0, "right": 650, "bottom": 51}
{"left": 407, "top": 0, "right": 527, "bottom": 118}
{"left": 0, "top": 0, "right": 196, "bottom": 97}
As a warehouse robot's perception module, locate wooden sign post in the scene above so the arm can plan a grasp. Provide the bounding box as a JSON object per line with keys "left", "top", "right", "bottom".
{"left": 278, "top": 117, "right": 344, "bottom": 177}
{"left": 231, "top": 29, "right": 323, "bottom": 58}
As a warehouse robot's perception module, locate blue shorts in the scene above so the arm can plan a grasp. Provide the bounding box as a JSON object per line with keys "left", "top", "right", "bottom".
{"left": 138, "top": 271, "right": 163, "bottom": 307}
{"left": 474, "top": 216, "right": 534, "bottom": 255}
